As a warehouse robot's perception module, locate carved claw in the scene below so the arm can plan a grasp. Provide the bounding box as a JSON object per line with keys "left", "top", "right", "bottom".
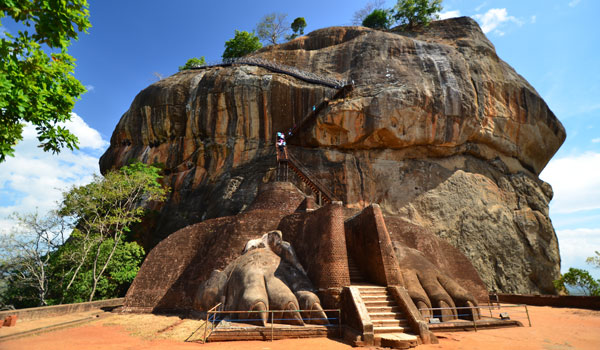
{"left": 250, "top": 301, "right": 268, "bottom": 327}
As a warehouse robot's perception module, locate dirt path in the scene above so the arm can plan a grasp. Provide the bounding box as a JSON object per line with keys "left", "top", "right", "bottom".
{"left": 1, "top": 305, "right": 599, "bottom": 350}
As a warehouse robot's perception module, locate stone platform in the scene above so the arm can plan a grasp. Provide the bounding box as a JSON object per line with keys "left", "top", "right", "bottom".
{"left": 206, "top": 322, "right": 341, "bottom": 342}
{"left": 428, "top": 317, "right": 522, "bottom": 332}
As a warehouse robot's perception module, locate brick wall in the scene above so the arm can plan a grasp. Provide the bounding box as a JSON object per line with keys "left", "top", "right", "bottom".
{"left": 495, "top": 293, "right": 600, "bottom": 310}
{"left": 344, "top": 204, "right": 403, "bottom": 286}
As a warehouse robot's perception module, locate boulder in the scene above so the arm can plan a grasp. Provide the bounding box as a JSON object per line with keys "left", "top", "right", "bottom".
{"left": 100, "top": 17, "right": 565, "bottom": 294}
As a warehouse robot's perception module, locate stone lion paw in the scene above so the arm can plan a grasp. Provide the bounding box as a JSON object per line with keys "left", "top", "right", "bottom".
{"left": 194, "top": 230, "right": 328, "bottom": 326}
{"left": 393, "top": 243, "right": 480, "bottom": 322}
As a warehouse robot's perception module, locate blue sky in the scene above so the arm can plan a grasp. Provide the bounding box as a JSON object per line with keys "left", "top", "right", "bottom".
{"left": 1, "top": 1, "right": 599, "bottom": 279}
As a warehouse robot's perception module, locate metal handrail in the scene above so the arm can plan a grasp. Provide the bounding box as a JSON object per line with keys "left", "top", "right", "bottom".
{"left": 287, "top": 151, "right": 337, "bottom": 203}
{"left": 205, "top": 307, "right": 342, "bottom": 342}
{"left": 419, "top": 303, "right": 532, "bottom": 329}
{"left": 187, "top": 56, "right": 348, "bottom": 89}
{"left": 288, "top": 82, "right": 354, "bottom": 138}
{"left": 202, "top": 302, "right": 223, "bottom": 342}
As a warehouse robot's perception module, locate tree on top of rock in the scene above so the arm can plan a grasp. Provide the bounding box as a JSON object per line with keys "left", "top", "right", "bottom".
{"left": 393, "top": 0, "right": 443, "bottom": 29}
{"left": 362, "top": 9, "right": 393, "bottom": 29}
{"left": 352, "top": 0, "right": 386, "bottom": 25}
{"left": 288, "top": 17, "right": 307, "bottom": 40}
{"left": 0, "top": 0, "right": 91, "bottom": 163}
{"left": 179, "top": 57, "right": 206, "bottom": 71}
{"left": 256, "top": 13, "right": 290, "bottom": 45}
{"left": 222, "top": 30, "right": 262, "bottom": 59}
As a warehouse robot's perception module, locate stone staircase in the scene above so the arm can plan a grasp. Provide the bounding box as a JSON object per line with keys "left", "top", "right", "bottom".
{"left": 356, "top": 285, "right": 419, "bottom": 348}
{"left": 347, "top": 256, "right": 366, "bottom": 284}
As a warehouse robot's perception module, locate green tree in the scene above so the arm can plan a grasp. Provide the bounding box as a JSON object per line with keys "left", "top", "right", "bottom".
{"left": 256, "top": 13, "right": 289, "bottom": 45}
{"left": 178, "top": 56, "right": 206, "bottom": 71}
{"left": 0, "top": 163, "right": 167, "bottom": 307}
{"left": 58, "top": 162, "right": 167, "bottom": 301}
{"left": 586, "top": 251, "right": 600, "bottom": 269}
{"left": 222, "top": 30, "right": 262, "bottom": 59}
{"left": 51, "top": 238, "right": 144, "bottom": 303}
{"left": 0, "top": 0, "right": 91, "bottom": 162}
{"left": 553, "top": 268, "right": 600, "bottom": 296}
{"left": 288, "top": 17, "right": 307, "bottom": 40}
{"left": 362, "top": 9, "right": 393, "bottom": 29}
{"left": 352, "top": 0, "right": 386, "bottom": 25}
{"left": 393, "top": 0, "right": 443, "bottom": 29}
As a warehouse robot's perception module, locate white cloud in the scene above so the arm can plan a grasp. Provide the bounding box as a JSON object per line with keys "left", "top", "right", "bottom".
{"left": 569, "top": 0, "right": 581, "bottom": 7}
{"left": 472, "top": 8, "right": 522, "bottom": 34}
{"left": 0, "top": 114, "right": 109, "bottom": 233}
{"left": 540, "top": 152, "right": 600, "bottom": 214}
{"left": 85, "top": 85, "right": 95, "bottom": 92}
{"left": 556, "top": 228, "right": 600, "bottom": 280}
{"left": 530, "top": 15, "right": 537, "bottom": 24}
{"left": 439, "top": 10, "right": 461, "bottom": 20}
{"left": 60, "top": 112, "right": 108, "bottom": 150}
{"left": 474, "top": 2, "right": 488, "bottom": 12}
{"left": 592, "top": 138, "right": 600, "bottom": 143}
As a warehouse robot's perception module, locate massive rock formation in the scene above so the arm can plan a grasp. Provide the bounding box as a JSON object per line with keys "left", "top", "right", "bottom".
{"left": 124, "top": 182, "right": 486, "bottom": 320}
{"left": 100, "top": 17, "right": 565, "bottom": 294}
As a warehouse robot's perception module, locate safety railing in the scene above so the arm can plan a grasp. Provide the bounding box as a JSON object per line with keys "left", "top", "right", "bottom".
{"left": 287, "top": 151, "right": 337, "bottom": 204}
{"left": 199, "top": 307, "right": 342, "bottom": 343}
{"left": 288, "top": 82, "right": 354, "bottom": 138}
{"left": 418, "top": 303, "right": 532, "bottom": 331}
{"left": 187, "top": 56, "right": 348, "bottom": 89}
{"left": 201, "top": 302, "right": 223, "bottom": 341}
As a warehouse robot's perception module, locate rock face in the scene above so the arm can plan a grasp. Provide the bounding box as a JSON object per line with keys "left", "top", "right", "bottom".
{"left": 100, "top": 17, "right": 565, "bottom": 294}
{"left": 124, "top": 182, "right": 486, "bottom": 317}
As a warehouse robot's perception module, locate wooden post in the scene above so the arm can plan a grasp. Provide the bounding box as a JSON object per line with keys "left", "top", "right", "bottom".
{"left": 525, "top": 305, "right": 532, "bottom": 327}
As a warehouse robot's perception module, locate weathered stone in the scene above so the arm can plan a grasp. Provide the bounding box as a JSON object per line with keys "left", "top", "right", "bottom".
{"left": 124, "top": 182, "right": 487, "bottom": 321}
{"left": 195, "top": 230, "right": 327, "bottom": 326}
{"left": 101, "top": 18, "right": 565, "bottom": 293}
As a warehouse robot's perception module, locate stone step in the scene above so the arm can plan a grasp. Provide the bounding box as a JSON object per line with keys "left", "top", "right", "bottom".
{"left": 366, "top": 305, "right": 400, "bottom": 313}
{"left": 362, "top": 295, "right": 394, "bottom": 301}
{"left": 356, "top": 288, "right": 386, "bottom": 294}
{"left": 364, "top": 300, "right": 397, "bottom": 307}
{"left": 369, "top": 312, "right": 405, "bottom": 320}
{"left": 373, "top": 326, "right": 406, "bottom": 334}
{"left": 356, "top": 287, "right": 386, "bottom": 292}
{"left": 359, "top": 292, "right": 388, "bottom": 298}
{"left": 375, "top": 333, "right": 419, "bottom": 349}
{"left": 372, "top": 319, "right": 409, "bottom": 328}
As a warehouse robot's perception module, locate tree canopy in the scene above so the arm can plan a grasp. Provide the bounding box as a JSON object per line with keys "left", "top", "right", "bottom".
{"left": 256, "top": 13, "right": 289, "bottom": 45}
{"left": 0, "top": 162, "right": 168, "bottom": 307}
{"left": 0, "top": 0, "right": 91, "bottom": 162}
{"left": 222, "top": 30, "right": 262, "bottom": 59}
{"left": 178, "top": 56, "right": 206, "bottom": 71}
{"left": 393, "top": 0, "right": 443, "bottom": 28}
{"left": 362, "top": 9, "right": 393, "bottom": 29}
{"left": 352, "top": 0, "right": 386, "bottom": 25}
{"left": 554, "top": 268, "right": 600, "bottom": 296}
{"left": 288, "top": 17, "right": 307, "bottom": 40}
{"left": 587, "top": 251, "right": 600, "bottom": 269}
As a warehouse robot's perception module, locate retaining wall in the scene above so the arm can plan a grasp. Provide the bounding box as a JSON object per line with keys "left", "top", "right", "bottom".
{"left": 494, "top": 294, "right": 600, "bottom": 310}
{"left": 0, "top": 298, "right": 124, "bottom": 321}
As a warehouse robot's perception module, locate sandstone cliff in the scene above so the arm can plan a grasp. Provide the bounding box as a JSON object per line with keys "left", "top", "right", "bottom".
{"left": 100, "top": 17, "right": 565, "bottom": 294}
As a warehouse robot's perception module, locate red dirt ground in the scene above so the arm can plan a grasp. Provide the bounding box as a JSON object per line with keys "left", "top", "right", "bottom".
{"left": 1, "top": 305, "right": 599, "bottom": 350}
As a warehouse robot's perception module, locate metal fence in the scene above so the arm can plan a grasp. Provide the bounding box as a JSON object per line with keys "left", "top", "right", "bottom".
{"left": 197, "top": 303, "right": 342, "bottom": 343}
{"left": 418, "top": 303, "right": 532, "bottom": 331}
{"left": 187, "top": 56, "right": 348, "bottom": 89}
